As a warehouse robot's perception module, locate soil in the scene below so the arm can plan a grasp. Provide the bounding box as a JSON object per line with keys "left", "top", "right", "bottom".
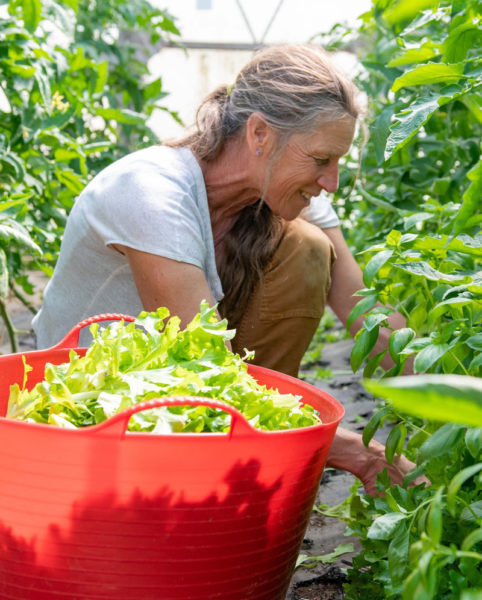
{"left": 1, "top": 281, "right": 386, "bottom": 600}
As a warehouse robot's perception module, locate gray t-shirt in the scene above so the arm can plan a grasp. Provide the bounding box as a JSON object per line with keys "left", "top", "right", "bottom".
{"left": 32, "top": 145, "right": 339, "bottom": 349}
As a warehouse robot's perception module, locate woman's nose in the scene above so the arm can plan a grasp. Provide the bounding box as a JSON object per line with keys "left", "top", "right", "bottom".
{"left": 316, "top": 163, "right": 339, "bottom": 193}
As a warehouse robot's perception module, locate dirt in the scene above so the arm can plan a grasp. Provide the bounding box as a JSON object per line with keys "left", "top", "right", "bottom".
{"left": 1, "top": 283, "right": 385, "bottom": 600}
{"left": 292, "top": 566, "right": 347, "bottom": 600}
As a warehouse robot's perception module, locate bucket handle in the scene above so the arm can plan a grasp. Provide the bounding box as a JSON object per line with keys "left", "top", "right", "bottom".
{"left": 92, "top": 396, "right": 256, "bottom": 438}
{"left": 50, "top": 313, "right": 136, "bottom": 350}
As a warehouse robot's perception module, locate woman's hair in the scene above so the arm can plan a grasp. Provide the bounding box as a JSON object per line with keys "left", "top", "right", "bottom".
{"left": 167, "top": 44, "right": 360, "bottom": 327}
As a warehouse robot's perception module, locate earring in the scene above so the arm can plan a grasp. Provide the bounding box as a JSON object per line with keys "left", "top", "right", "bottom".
{"left": 256, "top": 149, "right": 262, "bottom": 156}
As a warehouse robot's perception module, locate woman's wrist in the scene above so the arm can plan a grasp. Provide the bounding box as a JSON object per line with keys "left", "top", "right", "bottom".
{"left": 326, "top": 427, "right": 381, "bottom": 480}
{"left": 326, "top": 427, "right": 415, "bottom": 495}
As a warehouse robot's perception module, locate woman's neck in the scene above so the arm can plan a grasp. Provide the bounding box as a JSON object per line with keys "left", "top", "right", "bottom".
{"left": 196, "top": 139, "right": 262, "bottom": 246}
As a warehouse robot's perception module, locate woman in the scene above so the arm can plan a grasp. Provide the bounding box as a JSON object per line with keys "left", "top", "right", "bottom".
{"left": 33, "top": 44, "right": 412, "bottom": 494}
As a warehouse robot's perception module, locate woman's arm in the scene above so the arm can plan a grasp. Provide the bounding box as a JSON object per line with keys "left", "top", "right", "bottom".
{"left": 113, "top": 245, "right": 224, "bottom": 325}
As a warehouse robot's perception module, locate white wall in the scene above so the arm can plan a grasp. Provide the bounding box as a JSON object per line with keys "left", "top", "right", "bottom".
{"left": 148, "top": 0, "right": 371, "bottom": 140}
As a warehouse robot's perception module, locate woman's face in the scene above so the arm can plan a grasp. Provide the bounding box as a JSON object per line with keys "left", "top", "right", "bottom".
{"left": 262, "top": 116, "right": 355, "bottom": 221}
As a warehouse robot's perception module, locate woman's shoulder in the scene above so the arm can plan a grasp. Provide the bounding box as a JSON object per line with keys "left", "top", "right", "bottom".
{"left": 99, "top": 145, "right": 199, "bottom": 185}
{"left": 79, "top": 145, "right": 204, "bottom": 206}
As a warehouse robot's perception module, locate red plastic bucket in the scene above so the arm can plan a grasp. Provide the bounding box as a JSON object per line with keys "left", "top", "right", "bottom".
{"left": 0, "top": 314, "right": 344, "bottom": 600}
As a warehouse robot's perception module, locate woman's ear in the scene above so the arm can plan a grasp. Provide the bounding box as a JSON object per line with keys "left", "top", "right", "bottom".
{"left": 245, "top": 112, "right": 276, "bottom": 157}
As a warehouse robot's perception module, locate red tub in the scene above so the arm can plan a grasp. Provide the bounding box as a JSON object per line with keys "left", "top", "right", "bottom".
{"left": 0, "top": 314, "right": 344, "bottom": 600}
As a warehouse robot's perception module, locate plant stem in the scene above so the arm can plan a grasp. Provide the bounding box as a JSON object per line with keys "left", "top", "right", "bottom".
{"left": 0, "top": 298, "right": 18, "bottom": 353}
{"left": 12, "top": 284, "right": 38, "bottom": 315}
{"left": 396, "top": 301, "right": 412, "bottom": 323}
{"left": 449, "top": 350, "right": 470, "bottom": 376}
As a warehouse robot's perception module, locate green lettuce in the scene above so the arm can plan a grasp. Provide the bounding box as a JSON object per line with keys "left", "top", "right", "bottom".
{"left": 8, "top": 302, "right": 321, "bottom": 432}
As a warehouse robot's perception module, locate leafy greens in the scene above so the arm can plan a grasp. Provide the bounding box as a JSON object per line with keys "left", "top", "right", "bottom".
{"left": 8, "top": 302, "right": 321, "bottom": 432}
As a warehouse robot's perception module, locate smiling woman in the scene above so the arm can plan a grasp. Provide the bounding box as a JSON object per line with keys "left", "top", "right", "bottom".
{"left": 165, "top": 44, "right": 359, "bottom": 337}
{"left": 32, "top": 43, "right": 414, "bottom": 495}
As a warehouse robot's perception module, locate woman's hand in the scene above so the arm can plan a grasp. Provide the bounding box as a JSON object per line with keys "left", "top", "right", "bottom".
{"left": 326, "top": 427, "right": 425, "bottom": 496}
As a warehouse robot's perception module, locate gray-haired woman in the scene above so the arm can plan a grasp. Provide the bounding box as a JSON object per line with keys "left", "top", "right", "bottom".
{"left": 33, "top": 44, "right": 413, "bottom": 494}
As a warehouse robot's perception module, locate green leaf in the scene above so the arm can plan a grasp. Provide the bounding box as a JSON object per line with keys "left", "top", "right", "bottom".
{"left": 0, "top": 152, "right": 26, "bottom": 180}
{"left": 469, "top": 353, "right": 482, "bottom": 372}
{"left": 41, "top": 106, "right": 75, "bottom": 130}
{"left": 363, "top": 349, "right": 387, "bottom": 378}
{"left": 371, "top": 104, "right": 395, "bottom": 164}
{"left": 388, "top": 522, "right": 410, "bottom": 582}
{"left": 427, "top": 298, "right": 473, "bottom": 325}
{"left": 96, "top": 107, "right": 148, "bottom": 125}
{"left": 388, "top": 47, "right": 438, "bottom": 67}
{"left": 442, "top": 22, "right": 482, "bottom": 63}
{"left": 465, "top": 427, "right": 482, "bottom": 459}
{"left": 391, "top": 62, "right": 465, "bottom": 93}
{"left": 385, "top": 423, "right": 406, "bottom": 464}
{"left": 364, "top": 375, "right": 482, "bottom": 427}
{"left": 461, "top": 527, "right": 482, "bottom": 552}
{"left": 392, "top": 261, "right": 470, "bottom": 283}
{"left": 0, "top": 196, "right": 31, "bottom": 212}
{"left": 55, "top": 168, "right": 85, "bottom": 194}
{"left": 7, "top": 63, "right": 36, "bottom": 77}
{"left": 461, "top": 590, "right": 482, "bottom": 600}
{"left": 447, "top": 463, "right": 482, "bottom": 517}
{"left": 61, "top": 0, "right": 78, "bottom": 10}
{"left": 34, "top": 68, "right": 52, "bottom": 109}
{"left": 22, "top": 0, "right": 42, "bottom": 33}
{"left": 460, "top": 94, "right": 482, "bottom": 124}
{"left": 357, "top": 185, "right": 400, "bottom": 211}
{"left": 453, "top": 158, "right": 482, "bottom": 236}
{"left": 414, "top": 343, "right": 449, "bottom": 373}
{"left": 54, "top": 148, "right": 83, "bottom": 162}
{"left": 383, "top": 0, "right": 439, "bottom": 25}
{"left": 414, "top": 233, "right": 482, "bottom": 258}
{"left": 364, "top": 312, "right": 390, "bottom": 332}
{"left": 367, "top": 512, "right": 407, "bottom": 540}
{"left": 402, "top": 337, "right": 431, "bottom": 354}
{"left": 0, "top": 247, "right": 8, "bottom": 298}
{"left": 418, "top": 423, "right": 465, "bottom": 464}
{"left": 351, "top": 326, "right": 379, "bottom": 372}
{"left": 427, "top": 487, "right": 443, "bottom": 545}
{"left": 295, "top": 542, "right": 354, "bottom": 569}
{"left": 363, "top": 249, "right": 394, "bottom": 287}
{"left": 0, "top": 220, "right": 41, "bottom": 253}
{"left": 93, "top": 61, "right": 108, "bottom": 95}
{"left": 403, "top": 211, "right": 433, "bottom": 230}
{"left": 386, "top": 229, "right": 402, "bottom": 247}
{"left": 389, "top": 328, "right": 416, "bottom": 362}
{"left": 83, "top": 141, "right": 112, "bottom": 155}
{"left": 386, "top": 94, "right": 450, "bottom": 159}
{"left": 347, "top": 294, "right": 378, "bottom": 330}
{"left": 460, "top": 500, "right": 482, "bottom": 525}
{"left": 362, "top": 405, "right": 393, "bottom": 448}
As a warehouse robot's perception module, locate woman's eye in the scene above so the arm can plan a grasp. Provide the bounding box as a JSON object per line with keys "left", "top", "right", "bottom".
{"left": 314, "top": 157, "right": 329, "bottom": 166}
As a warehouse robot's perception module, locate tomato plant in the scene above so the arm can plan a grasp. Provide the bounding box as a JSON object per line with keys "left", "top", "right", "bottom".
{"left": 316, "top": 0, "right": 481, "bottom": 377}
{"left": 310, "top": 1, "right": 481, "bottom": 597}
{"left": 0, "top": 0, "right": 180, "bottom": 351}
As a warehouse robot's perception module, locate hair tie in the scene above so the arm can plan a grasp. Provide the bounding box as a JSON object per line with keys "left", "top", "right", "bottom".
{"left": 226, "top": 83, "right": 233, "bottom": 98}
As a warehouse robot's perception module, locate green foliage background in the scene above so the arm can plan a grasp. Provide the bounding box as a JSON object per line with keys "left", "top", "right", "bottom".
{"left": 0, "top": 0, "right": 179, "bottom": 350}
{"left": 316, "top": 0, "right": 481, "bottom": 379}
{"left": 310, "top": 2, "right": 482, "bottom": 598}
